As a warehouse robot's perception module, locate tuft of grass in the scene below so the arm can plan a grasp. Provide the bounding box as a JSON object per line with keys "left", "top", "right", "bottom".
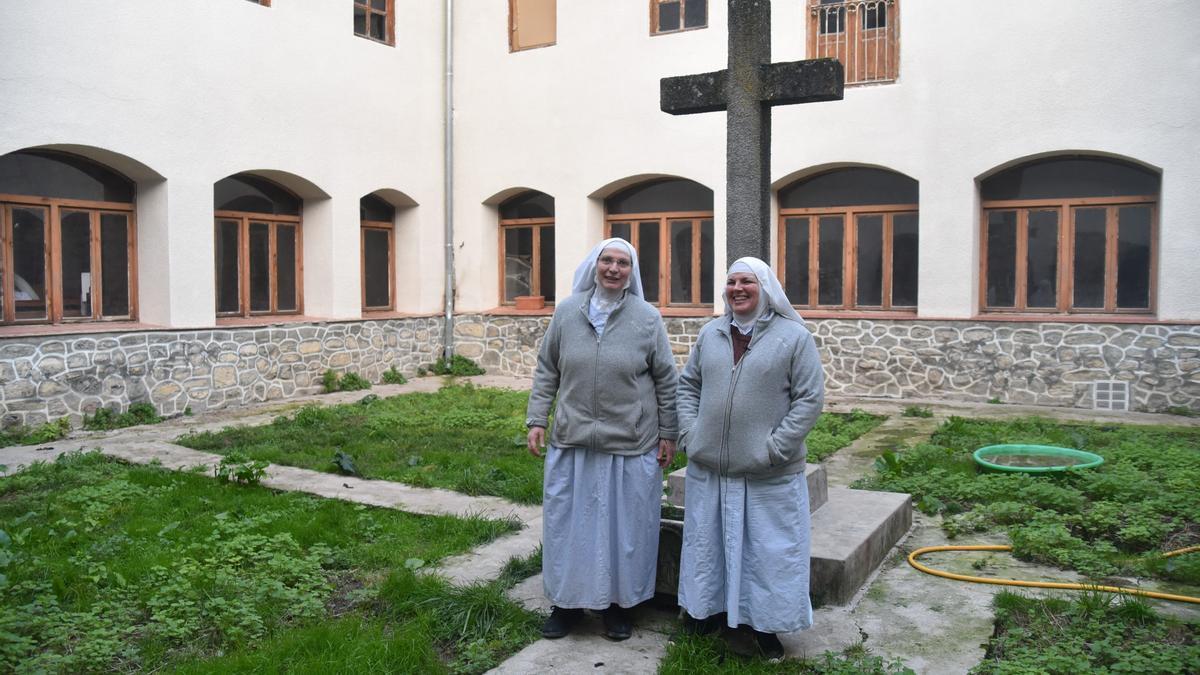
{"left": 495, "top": 546, "right": 542, "bottom": 589}
{"left": 430, "top": 355, "right": 486, "bottom": 377}
{"left": 661, "top": 632, "right": 914, "bottom": 674}
{"left": 1165, "top": 405, "right": 1197, "bottom": 418}
{"left": 855, "top": 416, "right": 1200, "bottom": 583}
{"left": 0, "top": 418, "right": 72, "bottom": 447}
{"left": 901, "top": 405, "right": 933, "bottom": 419}
{"left": 972, "top": 591, "right": 1200, "bottom": 674}
{"left": 83, "top": 402, "right": 162, "bottom": 431}
{"left": 0, "top": 451, "right": 516, "bottom": 672}
{"left": 381, "top": 367, "right": 408, "bottom": 385}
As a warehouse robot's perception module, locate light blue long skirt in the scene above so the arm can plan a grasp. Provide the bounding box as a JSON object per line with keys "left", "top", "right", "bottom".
{"left": 542, "top": 445, "right": 662, "bottom": 610}
{"left": 678, "top": 461, "right": 813, "bottom": 633}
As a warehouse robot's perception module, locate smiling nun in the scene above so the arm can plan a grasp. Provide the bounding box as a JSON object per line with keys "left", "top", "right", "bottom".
{"left": 674, "top": 256, "right": 825, "bottom": 660}
{"left": 526, "top": 237, "right": 679, "bottom": 641}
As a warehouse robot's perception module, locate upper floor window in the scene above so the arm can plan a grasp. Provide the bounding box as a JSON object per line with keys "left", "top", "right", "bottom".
{"left": 778, "top": 168, "right": 918, "bottom": 311}
{"left": 0, "top": 151, "right": 137, "bottom": 325}
{"left": 354, "top": 0, "right": 394, "bottom": 46}
{"left": 214, "top": 175, "right": 302, "bottom": 317}
{"left": 808, "top": 0, "right": 898, "bottom": 85}
{"left": 361, "top": 194, "right": 395, "bottom": 311}
{"left": 509, "top": 0, "right": 556, "bottom": 52}
{"left": 499, "top": 191, "right": 555, "bottom": 305}
{"left": 652, "top": 0, "right": 707, "bottom": 35}
{"left": 606, "top": 179, "right": 713, "bottom": 308}
{"left": 980, "top": 156, "right": 1158, "bottom": 315}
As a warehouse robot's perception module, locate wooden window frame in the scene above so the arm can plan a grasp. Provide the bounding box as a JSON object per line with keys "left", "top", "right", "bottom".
{"left": 806, "top": 0, "right": 899, "bottom": 86}
{"left": 0, "top": 194, "right": 138, "bottom": 325}
{"left": 508, "top": 0, "right": 556, "bottom": 52}
{"left": 650, "top": 0, "right": 707, "bottom": 36}
{"left": 213, "top": 211, "right": 304, "bottom": 318}
{"left": 361, "top": 219, "right": 395, "bottom": 312}
{"left": 354, "top": 0, "right": 395, "bottom": 46}
{"left": 778, "top": 203, "right": 918, "bottom": 311}
{"left": 979, "top": 195, "right": 1157, "bottom": 316}
{"left": 498, "top": 217, "right": 554, "bottom": 305}
{"left": 604, "top": 211, "right": 713, "bottom": 308}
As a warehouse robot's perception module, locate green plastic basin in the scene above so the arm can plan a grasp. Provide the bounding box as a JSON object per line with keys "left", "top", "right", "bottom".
{"left": 973, "top": 444, "right": 1104, "bottom": 473}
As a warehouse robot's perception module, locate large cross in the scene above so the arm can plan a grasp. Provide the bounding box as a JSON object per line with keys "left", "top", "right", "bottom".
{"left": 661, "top": 0, "right": 844, "bottom": 263}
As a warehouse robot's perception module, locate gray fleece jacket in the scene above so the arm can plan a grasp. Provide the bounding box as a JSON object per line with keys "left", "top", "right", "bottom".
{"left": 526, "top": 291, "right": 679, "bottom": 455}
{"left": 676, "top": 314, "right": 825, "bottom": 478}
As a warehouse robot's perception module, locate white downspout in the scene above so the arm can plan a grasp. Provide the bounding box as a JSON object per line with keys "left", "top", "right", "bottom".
{"left": 442, "top": 0, "right": 455, "bottom": 359}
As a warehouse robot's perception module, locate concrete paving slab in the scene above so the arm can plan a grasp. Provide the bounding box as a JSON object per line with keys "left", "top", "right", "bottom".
{"left": 487, "top": 612, "right": 668, "bottom": 675}
{"left": 436, "top": 516, "right": 543, "bottom": 586}
{"left": 822, "top": 414, "right": 944, "bottom": 488}
{"left": 810, "top": 487, "right": 913, "bottom": 606}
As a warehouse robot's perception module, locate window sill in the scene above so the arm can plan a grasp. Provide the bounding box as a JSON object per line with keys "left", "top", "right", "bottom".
{"left": 0, "top": 321, "right": 166, "bottom": 339}
{"left": 799, "top": 310, "right": 918, "bottom": 321}
{"left": 480, "top": 306, "right": 556, "bottom": 317}
{"left": 658, "top": 307, "right": 717, "bottom": 318}
{"left": 361, "top": 310, "right": 441, "bottom": 320}
{"left": 969, "top": 313, "right": 1169, "bottom": 325}
{"left": 215, "top": 315, "right": 326, "bottom": 328}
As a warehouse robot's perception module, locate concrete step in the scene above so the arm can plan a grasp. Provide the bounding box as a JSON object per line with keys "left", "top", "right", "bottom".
{"left": 810, "top": 486, "right": 912, "bottom": 606}
{"left": 665, "top": 462, "right": 828, "bottom": 513}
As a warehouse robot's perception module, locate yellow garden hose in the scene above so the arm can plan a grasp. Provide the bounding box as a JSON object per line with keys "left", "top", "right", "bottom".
{"left": 907, "top": 544, "right": 1200, "bottom": 605}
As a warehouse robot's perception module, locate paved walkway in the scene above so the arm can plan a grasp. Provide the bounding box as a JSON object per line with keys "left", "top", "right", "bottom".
{"left": 2, "top": 375, "right": 1197, "bottom": 674}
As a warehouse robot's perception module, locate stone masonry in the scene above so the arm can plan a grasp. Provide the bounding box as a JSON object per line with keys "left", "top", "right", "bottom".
{"left": 1, "top": 314, "right": 1198, "bottom": 428}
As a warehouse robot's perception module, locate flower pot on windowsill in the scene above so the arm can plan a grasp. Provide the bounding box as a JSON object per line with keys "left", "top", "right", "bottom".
{"left": 514, "top": 295, "right": 545, "bottom": 310}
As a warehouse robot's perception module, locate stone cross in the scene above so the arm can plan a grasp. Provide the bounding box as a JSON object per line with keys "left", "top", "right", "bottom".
{"left": 660, "top": 0, "right": 844, "bottom": 263}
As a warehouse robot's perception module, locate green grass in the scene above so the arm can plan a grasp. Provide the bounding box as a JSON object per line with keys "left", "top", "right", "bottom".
{"left": 0, "top": 451, "right": 519, "bottom": 673}
{"left": 177, "top": 383, "right": 541, "bottom": 504}
{"left": 970, "top": 591, "right": 1199, "bottom": 674}
{"left": 661, "top": 635, "right": 913, "bottom": 674}
{"left": 855, "top": 416, "right": 1200, "bottom": 583}
{"left": 0, "top": 418, "right": 71, "bottom": 447}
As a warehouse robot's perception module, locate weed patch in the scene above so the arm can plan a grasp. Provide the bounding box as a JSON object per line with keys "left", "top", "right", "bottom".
{"left": 83, "top": 402, "right": 162, "bottom": 431}
{"left": 381, "top": 367, "right": 408, "bottom": 385}
{"left": 901, "top": 405, "right": 933, "bottom": 418}
{"left": 856, "top": 416, "right": 1200, "bottom": 582}
{"left": 661, "top": 634, "right": 913, "bottom": 673}
{"left": 0, "top": 418, "right": 71, "bottom": 447}
{"left": 431, "top": 355, "right": 486, "bottom": 377}
{"left": 323, "top": 369, "right": 373, "bottom": 393}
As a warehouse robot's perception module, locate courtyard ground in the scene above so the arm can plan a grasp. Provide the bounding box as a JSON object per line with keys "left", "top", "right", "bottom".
{"left": 2, "top": 375, "right": 1197, "bottom": 673}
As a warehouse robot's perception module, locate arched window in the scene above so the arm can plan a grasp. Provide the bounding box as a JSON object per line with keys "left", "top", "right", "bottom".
{"left": 361, "top": 194, "right": 395, "bottom": 311}
{"left": 778, "top": 168, "right": 918, "bottom": 310}
{"left": 214, "top": 174, "right": 302, "bottom": 316}
{"left": 0, "top": 150, "right": 136, "bottom": 324}
{"left": 605, "top": 179, "right": 714, "bottom": 307}
{"left": 499, "top": 191, "right": 555, "bottom": 304}
{"left": 980, "top": 156, "right": 1158, "bottom": 314}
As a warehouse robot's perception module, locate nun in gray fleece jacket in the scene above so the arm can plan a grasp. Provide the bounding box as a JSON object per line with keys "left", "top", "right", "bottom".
{"left": 676, "top": 257, "right": 824, "bottom": 656}
{"left": 526, "top": 238, "right": 678, "bottom": 640}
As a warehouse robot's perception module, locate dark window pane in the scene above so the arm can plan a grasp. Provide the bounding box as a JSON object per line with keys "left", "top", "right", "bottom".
{"left": 638, "top": 221, "right": 660, "bottom": 303}
{"left": 276, "top": 225, "right": 297, "bottom": 312}
{"left": 500, "top": 191, "right": 554, "bottom": 219}
{"left": 891, "top": 213, "right": 918, "bottom": 307}
{"left": 784, "top": 217, "right": 810, "bottom": 305}
{"left": 503, "top": 226, "right": 533, "bottom": 302}
{"left": 670, "top": 220, "right": 694, "bottom": 304}
{"left": 214, "top": 174, "right": 300, "bottom": 215}
{"left": 862, "top": 1, "right": 886, "bottom": 29}
{"left": 817, "top": 216, "right": 844, "bottom": 305}
{"left": 658, "top": 1, "right": 681, "bottom": 32}
{"left": 12, "top": 206, "right": 48, "bottom": 320}
{"left": 360, "top": 194, "right": 395, "bottom": 222}
{"left": 248, "top": 222, "right": 271, "bottom": 312}
{"left": 60, "top": 210, "right": 93, "bottom": 319}
{"left": 779, "top": 168, "right": 917, "bottom": 209}
{"left": 855, "top": 215, "right": 883, "bottom": 307}
{"left": 1026, "top": 210, "right": 1058, "bottom": 308}
{"left": 100, "top": 213, "right": 130, "bottom": 317}
{"left": 539, "top": 227, "right": 555, "bottom": 301}
{"left": 370, "top": 12, "right": 387, "bottom": 40}
{"left": 700, "top": 219, "right": 713, "bottom": 303}
{"left": 981, "top": 157, "right": 1159, "bottom": 201}
{"left": 610, "top": 221, "right": 631, "bottom": 243}
{"left": 354, "top": 7, "right": 367, "bottom": 35}
{"left": 985, "top": 211, "right": 1017, "bottom": 308}
{"left": 363, "top": 228, "right": 390, "bottom": 308}
{"left": 0, "top": 150, "right": 134, "bottom": 203}
{"left": 683, "top": 0, "right": 706, "bottom": 28}
{"left": 819, "top": 2, "right": 845, "bottom": 34}
{"left": 1072, "top": 208, "right": 1107, "bottom": 309}
{"left": 606, "top": 179, "right": 713, "bottom": 214}
{"left": 370, "top": 0, "right": 386, "bottom": 10}
{"left": 216, "top": 220, "right": 241, "bottom": 314}
{"left": 1117, "top": 206, "right": 1151, "bottom": 309}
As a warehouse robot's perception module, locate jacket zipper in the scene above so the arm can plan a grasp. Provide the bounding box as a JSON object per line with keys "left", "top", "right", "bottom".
{"left": 719, "top": 323, "right": 764, "bottom": 474}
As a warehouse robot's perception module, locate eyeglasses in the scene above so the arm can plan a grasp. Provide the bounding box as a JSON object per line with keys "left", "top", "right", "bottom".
{"left": 598, "top": 256, "right": 631, "bottom": 269}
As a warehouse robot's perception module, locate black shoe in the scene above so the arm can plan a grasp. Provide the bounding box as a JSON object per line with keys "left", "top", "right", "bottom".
{"left": 542, "top": 606, "right": 582, "bottom": 639}
{"left": 753, "top": 630, "right": 784, "bottom": 661}
{"left": 668, "top": 613, "right": 722, "bottom": 643}
{"left": 601, "top": 604, "right": 632, "bottom": 641}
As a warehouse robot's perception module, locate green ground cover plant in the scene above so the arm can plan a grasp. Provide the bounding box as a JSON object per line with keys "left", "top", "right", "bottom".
{"left": 179, "top": 386, "right": 884, "bottom": 505}
{"left": 381, "top": 367, "right": 408, "bottom": 385}
{"left": 901, "top": 405, "right": 933, "bottom": 418}
{"left": 430, "top": 354, "right": 486, "bottom": 376}
{"left": 323, "top": 369, "right": 373, "bottom": 393}
{"left": 971, "top": 591, "right": 1199, "bottom": 674}
{"left": 856, "top": 416, "right": 1200, "bottom": 583}
{"left": 0, "top": 451, "right": 519, "bottom": 673}
{"left": 0, "top": 418, "right": 71, "bottom": 447}
{"left": 83, "top": 402, "right": 162, "bottom": 431}
{"left": 661, "top": 635, "right": 914, "bottom": 674}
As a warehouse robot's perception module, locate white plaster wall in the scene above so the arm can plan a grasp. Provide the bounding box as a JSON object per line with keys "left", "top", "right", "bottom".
{"left": 452, "top": 0, "right": 1200, "bottom": 320}
{"left": 0, "top": 0, "right": 447, "bottom": 325}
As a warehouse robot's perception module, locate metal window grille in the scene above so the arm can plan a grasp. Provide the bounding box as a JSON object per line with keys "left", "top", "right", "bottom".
{"left": 1092, "top": 381, "right": 1129, "bottom": 411}
{"left": 809, "top": 0, "right": 898, "bottom": 86}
